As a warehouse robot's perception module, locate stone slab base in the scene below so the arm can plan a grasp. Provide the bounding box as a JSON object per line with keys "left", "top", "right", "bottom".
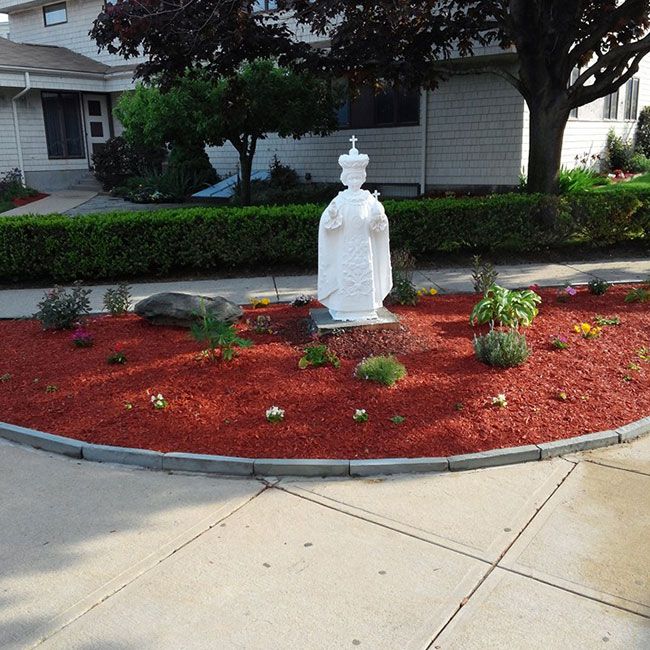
{"left": 309, "top": 307, "right": 400, "bottom": 333}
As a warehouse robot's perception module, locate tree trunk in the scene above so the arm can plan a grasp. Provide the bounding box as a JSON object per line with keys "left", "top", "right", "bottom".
{"left": 235, "top": 137, "right": 257, "bottom": 206}
{"left": 526, "top": 101, "right": 570, "bottom": 195}
{"left": 239, "top": 152, "right": 252, "bottom": 206}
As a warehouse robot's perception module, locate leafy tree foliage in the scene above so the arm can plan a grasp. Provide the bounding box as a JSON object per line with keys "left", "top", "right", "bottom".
{"left": 93, "top": 1, "right": 650, "bottom": 194}
{"left": 115, "top": 62, "right": 337, "bottom": 204}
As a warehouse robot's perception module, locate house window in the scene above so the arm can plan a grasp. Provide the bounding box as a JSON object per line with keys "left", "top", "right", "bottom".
{"left": 603, "top": 90, "right": 619, "bottom": 120}
{"left": 624, "top": 78, "right": 640, "bottom": 120}
{"left": 338, "top": 84, "right": 420, "bottom": 129}
{"left": 569, "top": 68, "right": 579, "bottom": 119}
{"left": 43, "top": 2, "right": 67, "bottom": 27}
{"left": 42, "top": 92, "right": 85, "bottom": 159}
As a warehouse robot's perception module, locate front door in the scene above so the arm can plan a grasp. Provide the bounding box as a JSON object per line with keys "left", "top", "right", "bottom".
{"left": 83, "top": 94, "right": 111, "bottom": 168}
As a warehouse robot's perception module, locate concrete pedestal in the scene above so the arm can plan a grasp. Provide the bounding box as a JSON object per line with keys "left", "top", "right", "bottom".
{"left": 309, "top": 307, "right": 400, "bottom": 333}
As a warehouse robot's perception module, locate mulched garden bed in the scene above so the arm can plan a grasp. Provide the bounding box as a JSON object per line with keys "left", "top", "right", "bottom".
{"left": 0, "top": 285, "right": 648, "bottom": 459}
{"left": 11, "top": 193, "right": 49, "bottom": 208}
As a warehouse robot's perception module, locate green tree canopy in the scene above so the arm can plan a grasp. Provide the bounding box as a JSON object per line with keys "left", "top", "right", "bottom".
{"left": 116, "top": 61, "right": 338, "bottom": 203}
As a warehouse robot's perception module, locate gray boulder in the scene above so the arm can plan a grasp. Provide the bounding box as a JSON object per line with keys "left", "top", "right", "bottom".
{"left": 134, "top": 292, "right": 243, "bottom": 327}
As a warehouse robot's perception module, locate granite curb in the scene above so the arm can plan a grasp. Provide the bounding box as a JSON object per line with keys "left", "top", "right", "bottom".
{"left": 0, "top": 416, "right": 647, "bottom": 478}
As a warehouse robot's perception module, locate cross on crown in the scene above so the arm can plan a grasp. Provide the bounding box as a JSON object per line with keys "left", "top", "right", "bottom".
{"left": 349, "top": 135, "right": 359, "bottom": 152}
{"left": 372, "top": 190, "right": 381, "bottom": 200}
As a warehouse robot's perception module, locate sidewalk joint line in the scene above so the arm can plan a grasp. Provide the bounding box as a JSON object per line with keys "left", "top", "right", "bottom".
{"left": 426, "top": 461, "right": 578, "bottom": 649}
{"left": 274, "top": 484, "right": 492, "bottom": 565}
{"left": 32, "top": 483, "right": 271, "bottom": 647}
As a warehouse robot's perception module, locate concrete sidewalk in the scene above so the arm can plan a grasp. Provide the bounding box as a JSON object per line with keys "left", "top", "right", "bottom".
{"left": 0, "top": 257, "right": 648, "bottom": 319}
{"left": 1, "top": 191, "right": 97, "bottom": 216}
{"left": 0, "top": 435, "right": 647, "bottom": 648}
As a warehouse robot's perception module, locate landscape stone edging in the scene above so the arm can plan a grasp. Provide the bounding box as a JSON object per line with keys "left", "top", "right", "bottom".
{"left": 0, "top": 417, "right": 647, "bottom": 478}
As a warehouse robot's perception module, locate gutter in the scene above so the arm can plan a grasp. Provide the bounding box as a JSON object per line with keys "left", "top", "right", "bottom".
{"left": 420, "top": 88, "right": 429, "bottom": 195}
{"left": 11, "top": 70, "right": 30, "bottom": 185}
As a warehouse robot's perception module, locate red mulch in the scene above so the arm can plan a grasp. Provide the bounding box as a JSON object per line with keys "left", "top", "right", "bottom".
{"left": 0, "top": 286, "right": 648, "bottom": 459}
{"left": 11, "top": 193, "right": 49, "bottom": 207}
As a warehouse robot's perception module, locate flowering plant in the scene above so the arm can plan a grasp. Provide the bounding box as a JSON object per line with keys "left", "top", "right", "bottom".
{"left": 246, "top": 315, "right": 274, "bottom": 334}
{"left": 107, "top": 344, "right": 127, "bottom": 364}
{"left": 71, "top": 326, "right": 94, "bottom": 348}
{"left": 250, "top": 297, "right": 271, "bottom": 309}
{"left": 557, "top": 285, "right": 577, "bottom": 302}
{"left": 291, "top": 294, "right": 312, "bottom": 307}
{"left": 416, "top": 287, "right": 438, "bottom": 297}
{"left": 550, "top": 335, "right": 569, "bottom": 350}
{"left": 353, "top": 409, "right": 369, "bottom": 423}
{"left": 266, "top": 405, "right": 285, "bottom": 422}
{"left": 491, "top": 393, "right": 508, "bottom": 408}
{"left": 150, "top": 393, "right": 168, "bottom": 410}
{"left": 574, "top": 322, "right": 602, "bottom": 339}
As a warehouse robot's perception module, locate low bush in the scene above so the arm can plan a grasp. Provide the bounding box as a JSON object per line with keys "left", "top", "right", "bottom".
{"left": 355, "top": 356, "right": 407, "bottom": 387}
{"left": 92, "top": 137, "right": 166, "bottom": 191}
{"left": 474, "top": 330, "right": 530, "bottom": 368}
{"left": 606, "top": 130, "right": 635, "bottom": 172}
{"left": 0, "top": 187, "right": 648, "bottom": 283}
{"left": 35, "top": 283, "right": 92, "bottom": 330}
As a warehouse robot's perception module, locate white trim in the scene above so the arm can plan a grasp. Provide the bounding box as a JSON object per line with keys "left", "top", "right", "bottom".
{"left": 11, "top": 70, "right": 29, "bottom": 183}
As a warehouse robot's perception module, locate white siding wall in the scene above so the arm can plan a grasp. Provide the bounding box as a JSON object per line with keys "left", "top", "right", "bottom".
{"left": 522, "top": 57, "right": 650, "bottom": 172}
{"left": 425, "top": 72, "right": 525, "bottom": 188}
{"left": 8, "top": 0, "right": 145, "bottom": 66}
{"left": 0, "top": 89, "right": 20, "bottom": 172}
{"left": 207, "top": 71, "right": 526, "bottom": 191}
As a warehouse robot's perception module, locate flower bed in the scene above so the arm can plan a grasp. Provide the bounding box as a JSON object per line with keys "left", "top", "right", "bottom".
{"left": 0, "top": 286, "right": 647, "bottom": 459}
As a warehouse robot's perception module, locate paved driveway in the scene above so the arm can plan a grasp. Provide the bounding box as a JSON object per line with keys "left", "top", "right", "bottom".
{"left": 0, "top": 437, "right": 648, "bottom": 649}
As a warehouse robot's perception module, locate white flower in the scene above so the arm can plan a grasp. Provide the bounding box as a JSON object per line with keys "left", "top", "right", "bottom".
{"left": 266, "top": 406, "right": 285, "bottom": 422}
{"left": 491, "top": 393, "right": 508, "bottom": 408}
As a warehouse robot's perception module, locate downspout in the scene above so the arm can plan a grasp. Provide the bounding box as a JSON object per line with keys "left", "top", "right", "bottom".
{"left": 11, "top": 71, "right": 31, "bottom": 185}
{"left": 420, "top": 88, "right": 429, "bottom": 196}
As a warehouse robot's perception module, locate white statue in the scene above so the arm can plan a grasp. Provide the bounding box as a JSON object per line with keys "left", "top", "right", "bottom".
{"left": 317, "top": 136, "right": 393, "bottom": 321}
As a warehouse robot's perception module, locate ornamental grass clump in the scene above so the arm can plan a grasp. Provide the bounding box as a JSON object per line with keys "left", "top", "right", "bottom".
{"left": 355, "top": 356, "right": 407, "bottom": 387}
{"left": 474, "top": 330, "right": 530, "bottom": 368}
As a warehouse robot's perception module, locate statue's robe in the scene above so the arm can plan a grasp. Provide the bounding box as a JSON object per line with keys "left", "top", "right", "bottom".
{"left": 317, "top": 189, "right": 392, "bottom": 320}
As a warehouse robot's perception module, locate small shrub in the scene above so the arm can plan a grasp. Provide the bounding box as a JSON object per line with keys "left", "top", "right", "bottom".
{"left": 606, "top": 130, "right": 635, "bottom": 172}
{"left": 390, "top": 248, "right": 419, "bottom": 305}
{"left": 474, "top": 330, "right": 530, "bottom": 368}
{"left": 92, "top": 137, "right": 165, "bottom": 191}
{"left": 103, "top": 282, "right": 132, "bottom": 316}
{"left": 190, "top": 303, "right": 253, "bottom": 361}
{"left": 298, "top": 344, "right": 340, "bottom": 369}
{"left": 355, "top": 356, "right": 407, "bottom": 387}
{"left": 471, "top": 255, "right": 498, "bottom": 294}
{"left": 594, "top": 314, "right": 620, "bottom": 326}
{"left": 635, "top": 106, "right": 650, "bottom": 158}
{"left": 470, "top": 285, "right": 541, "bottom": 329}
{"left": 35, "top": 283, "right": 92, "bottom": 330}
{"left": 629, "top": 152, "right": 650, "bottom": 173}
{"left": 588, "top": 278, "right": 610, "bottom": 295}
{"left": 269, "top": 156, "right": 300, "bottom": 190}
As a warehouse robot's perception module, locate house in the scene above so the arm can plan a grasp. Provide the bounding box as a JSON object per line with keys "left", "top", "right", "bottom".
{"left": 0, "top": 0, "right": 137, "bottom": 190}
{"left": 0, "top": 0, "right": 648, "bottom": 194}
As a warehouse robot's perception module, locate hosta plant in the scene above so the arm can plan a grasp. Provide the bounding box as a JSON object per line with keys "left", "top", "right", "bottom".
{"left": 470, "top": 284, "right": 541, "bottom": 330}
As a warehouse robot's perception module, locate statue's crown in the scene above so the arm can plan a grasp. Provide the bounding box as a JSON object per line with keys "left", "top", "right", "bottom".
{"left": 339, "top": 135, "right": 369, "bottom": 171}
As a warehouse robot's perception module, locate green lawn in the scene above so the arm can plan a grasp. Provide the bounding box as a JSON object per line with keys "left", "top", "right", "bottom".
{"left": 626, "top": 173, "right": 650, "bottom": 187}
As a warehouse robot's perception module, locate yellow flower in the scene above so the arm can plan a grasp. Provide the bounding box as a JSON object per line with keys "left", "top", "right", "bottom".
{"left": 429, "top": 288, "right": 438, "bottom": 296}
{"left": 250, "top": 297, "right": 270, "bottom": 309}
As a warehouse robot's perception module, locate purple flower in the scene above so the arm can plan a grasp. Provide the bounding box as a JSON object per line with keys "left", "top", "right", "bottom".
{"left": 565, "top": 286, "right": 577, "bottom": 296}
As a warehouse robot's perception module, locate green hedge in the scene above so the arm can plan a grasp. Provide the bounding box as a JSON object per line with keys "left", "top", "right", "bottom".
{"left": 0, "top": 188, "right": 647, "bottom": 282}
